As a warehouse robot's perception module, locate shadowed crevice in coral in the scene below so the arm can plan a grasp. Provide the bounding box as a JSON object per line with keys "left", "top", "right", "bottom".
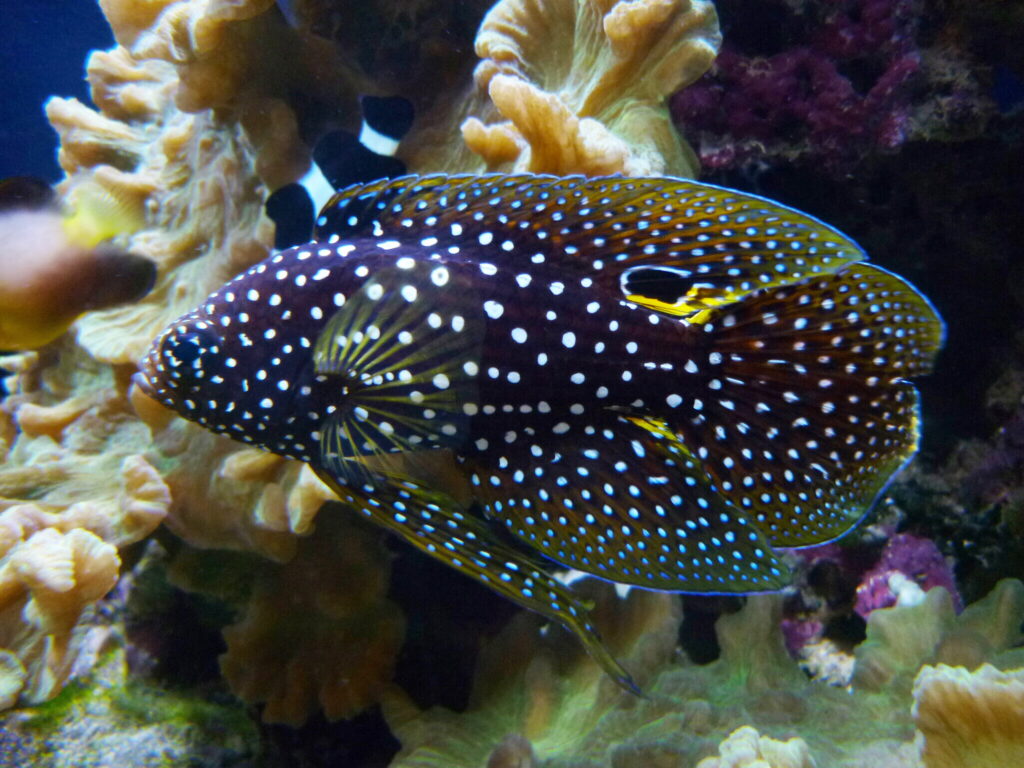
{"left": 121, "top": 536, "right": 256, "bottom": 690}
{"left": 713, "top": 0, "right": 813, "bottom": 58}
{"left": 123, "top": 566, "right": 230, "bottom": 686}
{"left": 679, "top": 595, "right": 738, "bottom": 665}
{"left": 821, "top": 612, "right": 868, "bottom": 649}
{"left": 388, "top": 533, "right": 519, "bottom": 712}
{"left": 259, "top": 707, "right": 400, "bottom": 768}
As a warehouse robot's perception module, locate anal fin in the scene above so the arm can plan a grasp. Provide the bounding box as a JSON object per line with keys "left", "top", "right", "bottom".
{"left": 313, "top": 469, "right": 642, "bottom": 695}
{"left": 466, "top": 414, "right": 789, "bottom": 593}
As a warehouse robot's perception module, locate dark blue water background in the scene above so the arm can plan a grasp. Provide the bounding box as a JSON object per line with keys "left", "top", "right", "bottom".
{"left": 1, "top": 1, "right": 114, "bottom": 182}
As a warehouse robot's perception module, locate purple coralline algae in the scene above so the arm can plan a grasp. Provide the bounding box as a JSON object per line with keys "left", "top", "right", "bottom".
{"left": 854, "top": 533, "right": 963, "bottom": 616}
{"left": 671, "top": 0, "right": 986, "bottom": 172}
{"left": 781, "top": 615, "right": 826, "bottom": 658}
{"left": 780, "top": 531, "right": 963, "bottom": 659}
{"left": 963, "top": 403, "right": 1024, "bottom": 513}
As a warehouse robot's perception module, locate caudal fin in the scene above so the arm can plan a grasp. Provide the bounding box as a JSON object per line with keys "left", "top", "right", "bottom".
{"left": 661, "top": 262, "right": 943, "bottom": 548}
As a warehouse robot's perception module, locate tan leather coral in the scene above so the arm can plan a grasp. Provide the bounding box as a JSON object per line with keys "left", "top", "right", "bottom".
{"left": 463, "top": 0, "right": 719, "bottom": 176}
{"left": 914, "top": 664, "right": 1024, "bottom": 768}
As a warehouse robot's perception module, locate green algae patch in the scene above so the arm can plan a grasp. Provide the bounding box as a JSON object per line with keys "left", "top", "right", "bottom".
{"left": 109, "top": 681, "right": 255, "bottom": 738}
{"left": 11, "top": 646, "right": 257, "bottom": 768}
{"left": 18, "top": 676, "right": 95, "bottom": 735}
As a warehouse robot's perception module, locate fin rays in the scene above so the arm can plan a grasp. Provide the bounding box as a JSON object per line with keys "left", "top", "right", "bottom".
{"left": 313, "top": 263, "right": 485, "bottom": 485}
{"left": 313, "top": 469, "right": 642, "bottom": 694}
{"left": 660, "top": 263, "right": 943, "bottom": 547}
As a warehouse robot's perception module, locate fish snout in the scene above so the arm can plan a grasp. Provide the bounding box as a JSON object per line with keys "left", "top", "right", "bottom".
{"left": 133, "top": 361, "right": 158, "bottom": 399}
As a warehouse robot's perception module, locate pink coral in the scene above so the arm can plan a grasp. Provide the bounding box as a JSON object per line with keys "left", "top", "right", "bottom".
{"left": 854, "top": 533, "right": 962, "bottom": 617}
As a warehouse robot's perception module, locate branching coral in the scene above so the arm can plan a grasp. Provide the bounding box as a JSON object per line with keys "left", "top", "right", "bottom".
{"left": 46, "top": 45, "right": 285, "bottom": 366}
{"left": 0, "top": 0, "right": 346, "bottom": 715}
{"left": 2, "top": 26, "right": 315, "bottom": 709}
{"left": 404, "top": 0, "right": 721, "bottom": 177}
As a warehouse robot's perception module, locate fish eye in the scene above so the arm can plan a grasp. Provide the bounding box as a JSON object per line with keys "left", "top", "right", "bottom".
{"left": 162, "top": 327, "right": 221, "bottom": 369}
{"left": 622, "top": 267, "right": 694, "bottom": 304}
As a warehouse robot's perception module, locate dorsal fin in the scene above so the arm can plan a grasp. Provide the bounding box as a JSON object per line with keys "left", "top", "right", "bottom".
{"left": 315, "top": 173, "right": 867, "bottom": 316}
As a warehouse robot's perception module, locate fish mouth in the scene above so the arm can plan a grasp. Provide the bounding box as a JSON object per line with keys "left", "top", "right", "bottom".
{"left": 132, "top": 357, "right": 158, "bottom": 399}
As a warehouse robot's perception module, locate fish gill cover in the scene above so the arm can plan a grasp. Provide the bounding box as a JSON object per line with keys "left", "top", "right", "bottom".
{"left": 0, "top": 0, "right": 1022, "bottom": 766}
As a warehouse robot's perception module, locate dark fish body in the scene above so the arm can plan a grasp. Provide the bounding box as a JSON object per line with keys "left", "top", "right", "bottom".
{"left": 139, "top": 173, "right": 943, "bottom": 691}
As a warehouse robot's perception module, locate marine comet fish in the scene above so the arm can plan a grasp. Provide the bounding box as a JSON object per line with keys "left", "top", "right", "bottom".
{"left": 137, "top": 173, "right": 944, "bottom": 691}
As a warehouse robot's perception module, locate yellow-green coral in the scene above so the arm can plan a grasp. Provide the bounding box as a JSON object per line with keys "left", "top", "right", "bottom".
{"left": 384, "top": 580, "right": 1024, "bottom": 768}
{"left": 0, "top": 343, "right": 170, "bottom": 708}
{"left": 854, "top": 579, "right": 1024, "bottom": 692}
{"left": 696, "top": 726, "right": 816, "bottom": 768}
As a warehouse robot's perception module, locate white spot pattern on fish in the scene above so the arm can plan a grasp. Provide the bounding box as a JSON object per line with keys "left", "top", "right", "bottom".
{"left": 138, "top": 173, "right": 944, "bottom": 694}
